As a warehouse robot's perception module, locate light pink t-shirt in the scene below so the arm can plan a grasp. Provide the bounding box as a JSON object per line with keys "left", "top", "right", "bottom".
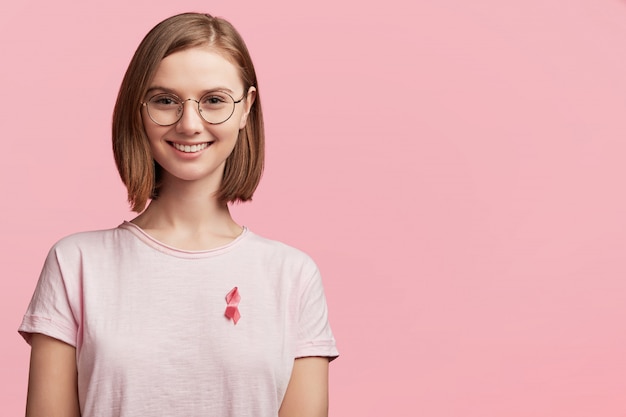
{"left": 19, "top": 222, "right": 338, "bottom": 417}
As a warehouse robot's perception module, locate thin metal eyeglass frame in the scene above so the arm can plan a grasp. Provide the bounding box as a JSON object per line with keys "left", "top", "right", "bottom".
{"left": 141, "top": 91, "right": 246, "bottom": 126}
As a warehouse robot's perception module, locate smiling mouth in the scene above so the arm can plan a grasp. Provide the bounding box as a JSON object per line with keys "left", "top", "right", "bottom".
{"left": 169, "top": 142, "right": 212, "bottom": 153}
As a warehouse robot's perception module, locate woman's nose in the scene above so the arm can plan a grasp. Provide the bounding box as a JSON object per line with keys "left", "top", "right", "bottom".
{"left": 175, "top": 99, "right": 204, "bottom": 134}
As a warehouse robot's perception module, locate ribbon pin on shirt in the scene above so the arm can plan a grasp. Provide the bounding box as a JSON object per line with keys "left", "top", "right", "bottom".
{"left": 225, "top": 287, "right": 241, "bottom": 325}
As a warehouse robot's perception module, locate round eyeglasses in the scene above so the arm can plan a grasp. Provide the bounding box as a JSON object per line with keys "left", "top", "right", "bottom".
{"left": 142, "top": 91, "right": 245, "bottom": 126}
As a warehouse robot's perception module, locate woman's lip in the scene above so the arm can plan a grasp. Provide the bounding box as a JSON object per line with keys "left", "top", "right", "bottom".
{"left": 168, "top": 141, "right": 213, "bottom": 153}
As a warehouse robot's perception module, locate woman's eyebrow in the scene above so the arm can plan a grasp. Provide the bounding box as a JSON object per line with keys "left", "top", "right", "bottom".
{"left": 146, "top": 85, "right": 174, "bottom": 95}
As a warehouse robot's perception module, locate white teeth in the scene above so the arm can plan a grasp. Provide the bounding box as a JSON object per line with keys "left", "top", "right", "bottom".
{"left": 172, "top": 142, "right": 209, "bottom": 153}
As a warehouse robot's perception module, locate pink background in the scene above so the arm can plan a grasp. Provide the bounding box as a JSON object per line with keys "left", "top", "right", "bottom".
{"left": 2, "top": 0, "right": 626, "bottom": 415}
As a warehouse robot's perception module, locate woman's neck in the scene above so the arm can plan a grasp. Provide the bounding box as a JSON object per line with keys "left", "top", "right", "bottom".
{"left": 130, "top": 179, "right": 243, "bottom": 251}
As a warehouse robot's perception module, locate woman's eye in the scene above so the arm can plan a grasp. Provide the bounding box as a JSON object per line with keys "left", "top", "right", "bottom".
{"left": 151, "top": 95, "right": 179, "bottom": 107}
{"left": 159, "top": 97, "right": 175, "bottom": 105}
{"left": 203, "top": 95, "right": 227, "bottom": 105}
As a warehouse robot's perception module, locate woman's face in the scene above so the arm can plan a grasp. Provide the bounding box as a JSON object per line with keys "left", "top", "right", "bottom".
{"left": 142, "top": 46, "right": 255, "bottom": 190}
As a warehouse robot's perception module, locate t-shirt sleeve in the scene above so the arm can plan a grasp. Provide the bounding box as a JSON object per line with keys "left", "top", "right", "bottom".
{"left": 18, "top": 244, "right": 80, "bottom": 347}
{"left": 295, "top": 267, "right": 339, "bottom": 360}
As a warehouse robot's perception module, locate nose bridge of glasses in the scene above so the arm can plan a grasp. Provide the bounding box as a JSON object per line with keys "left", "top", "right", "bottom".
{"left": 179, "top": 98, "right": 203, "bottom": 120}
{"left": 182, "top": 98, "right": 201, "bottom": 105}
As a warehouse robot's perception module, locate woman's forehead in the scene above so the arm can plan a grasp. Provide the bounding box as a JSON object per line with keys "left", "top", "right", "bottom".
{"left": 151, "top": 47, "right": 243, "bottom": 92}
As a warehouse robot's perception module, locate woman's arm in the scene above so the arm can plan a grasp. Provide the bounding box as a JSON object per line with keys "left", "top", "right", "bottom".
{"left": 279, "top": 356, "right": 330, "bottom": 417}
{"left": 26, "top": 333, "right": 80, "bottom": 417}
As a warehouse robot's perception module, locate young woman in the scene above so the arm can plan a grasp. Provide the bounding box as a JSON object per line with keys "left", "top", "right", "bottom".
{"left": 19, "top": 12, "right": 338, "bottom": 417}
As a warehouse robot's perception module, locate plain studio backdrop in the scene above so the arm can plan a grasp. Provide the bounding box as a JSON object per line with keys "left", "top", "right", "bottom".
{"left": 1, "top": 1, "right": 626, "bottom": 416}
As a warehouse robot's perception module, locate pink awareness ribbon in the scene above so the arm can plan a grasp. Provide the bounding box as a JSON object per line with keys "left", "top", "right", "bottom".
{"left": 225, "top": 287, "right": 241, "bottom": 325}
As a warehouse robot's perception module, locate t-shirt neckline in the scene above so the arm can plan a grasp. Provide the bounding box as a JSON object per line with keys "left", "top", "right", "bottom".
{"left": 118, "top": 221, "right": 249, "bottom": 259}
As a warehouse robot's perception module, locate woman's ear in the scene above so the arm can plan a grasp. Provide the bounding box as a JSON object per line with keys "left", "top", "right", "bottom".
{"left": 239, "top": 86, "right": 257, "bottom": 130}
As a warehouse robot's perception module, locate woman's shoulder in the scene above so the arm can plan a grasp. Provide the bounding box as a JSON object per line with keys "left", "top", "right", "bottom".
{"left": 47, "top": 224, "right": 131, "bottom": 254}
{"left": 245, "top": 231, "right": 312, "bottom": 256}
{"left": 244, "top": 231, "right": 319, "bottom": 269}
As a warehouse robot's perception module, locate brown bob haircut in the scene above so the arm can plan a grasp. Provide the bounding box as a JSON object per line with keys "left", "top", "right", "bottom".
{"left": 112, "top": 12, "right": 264, "bottom": 212}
